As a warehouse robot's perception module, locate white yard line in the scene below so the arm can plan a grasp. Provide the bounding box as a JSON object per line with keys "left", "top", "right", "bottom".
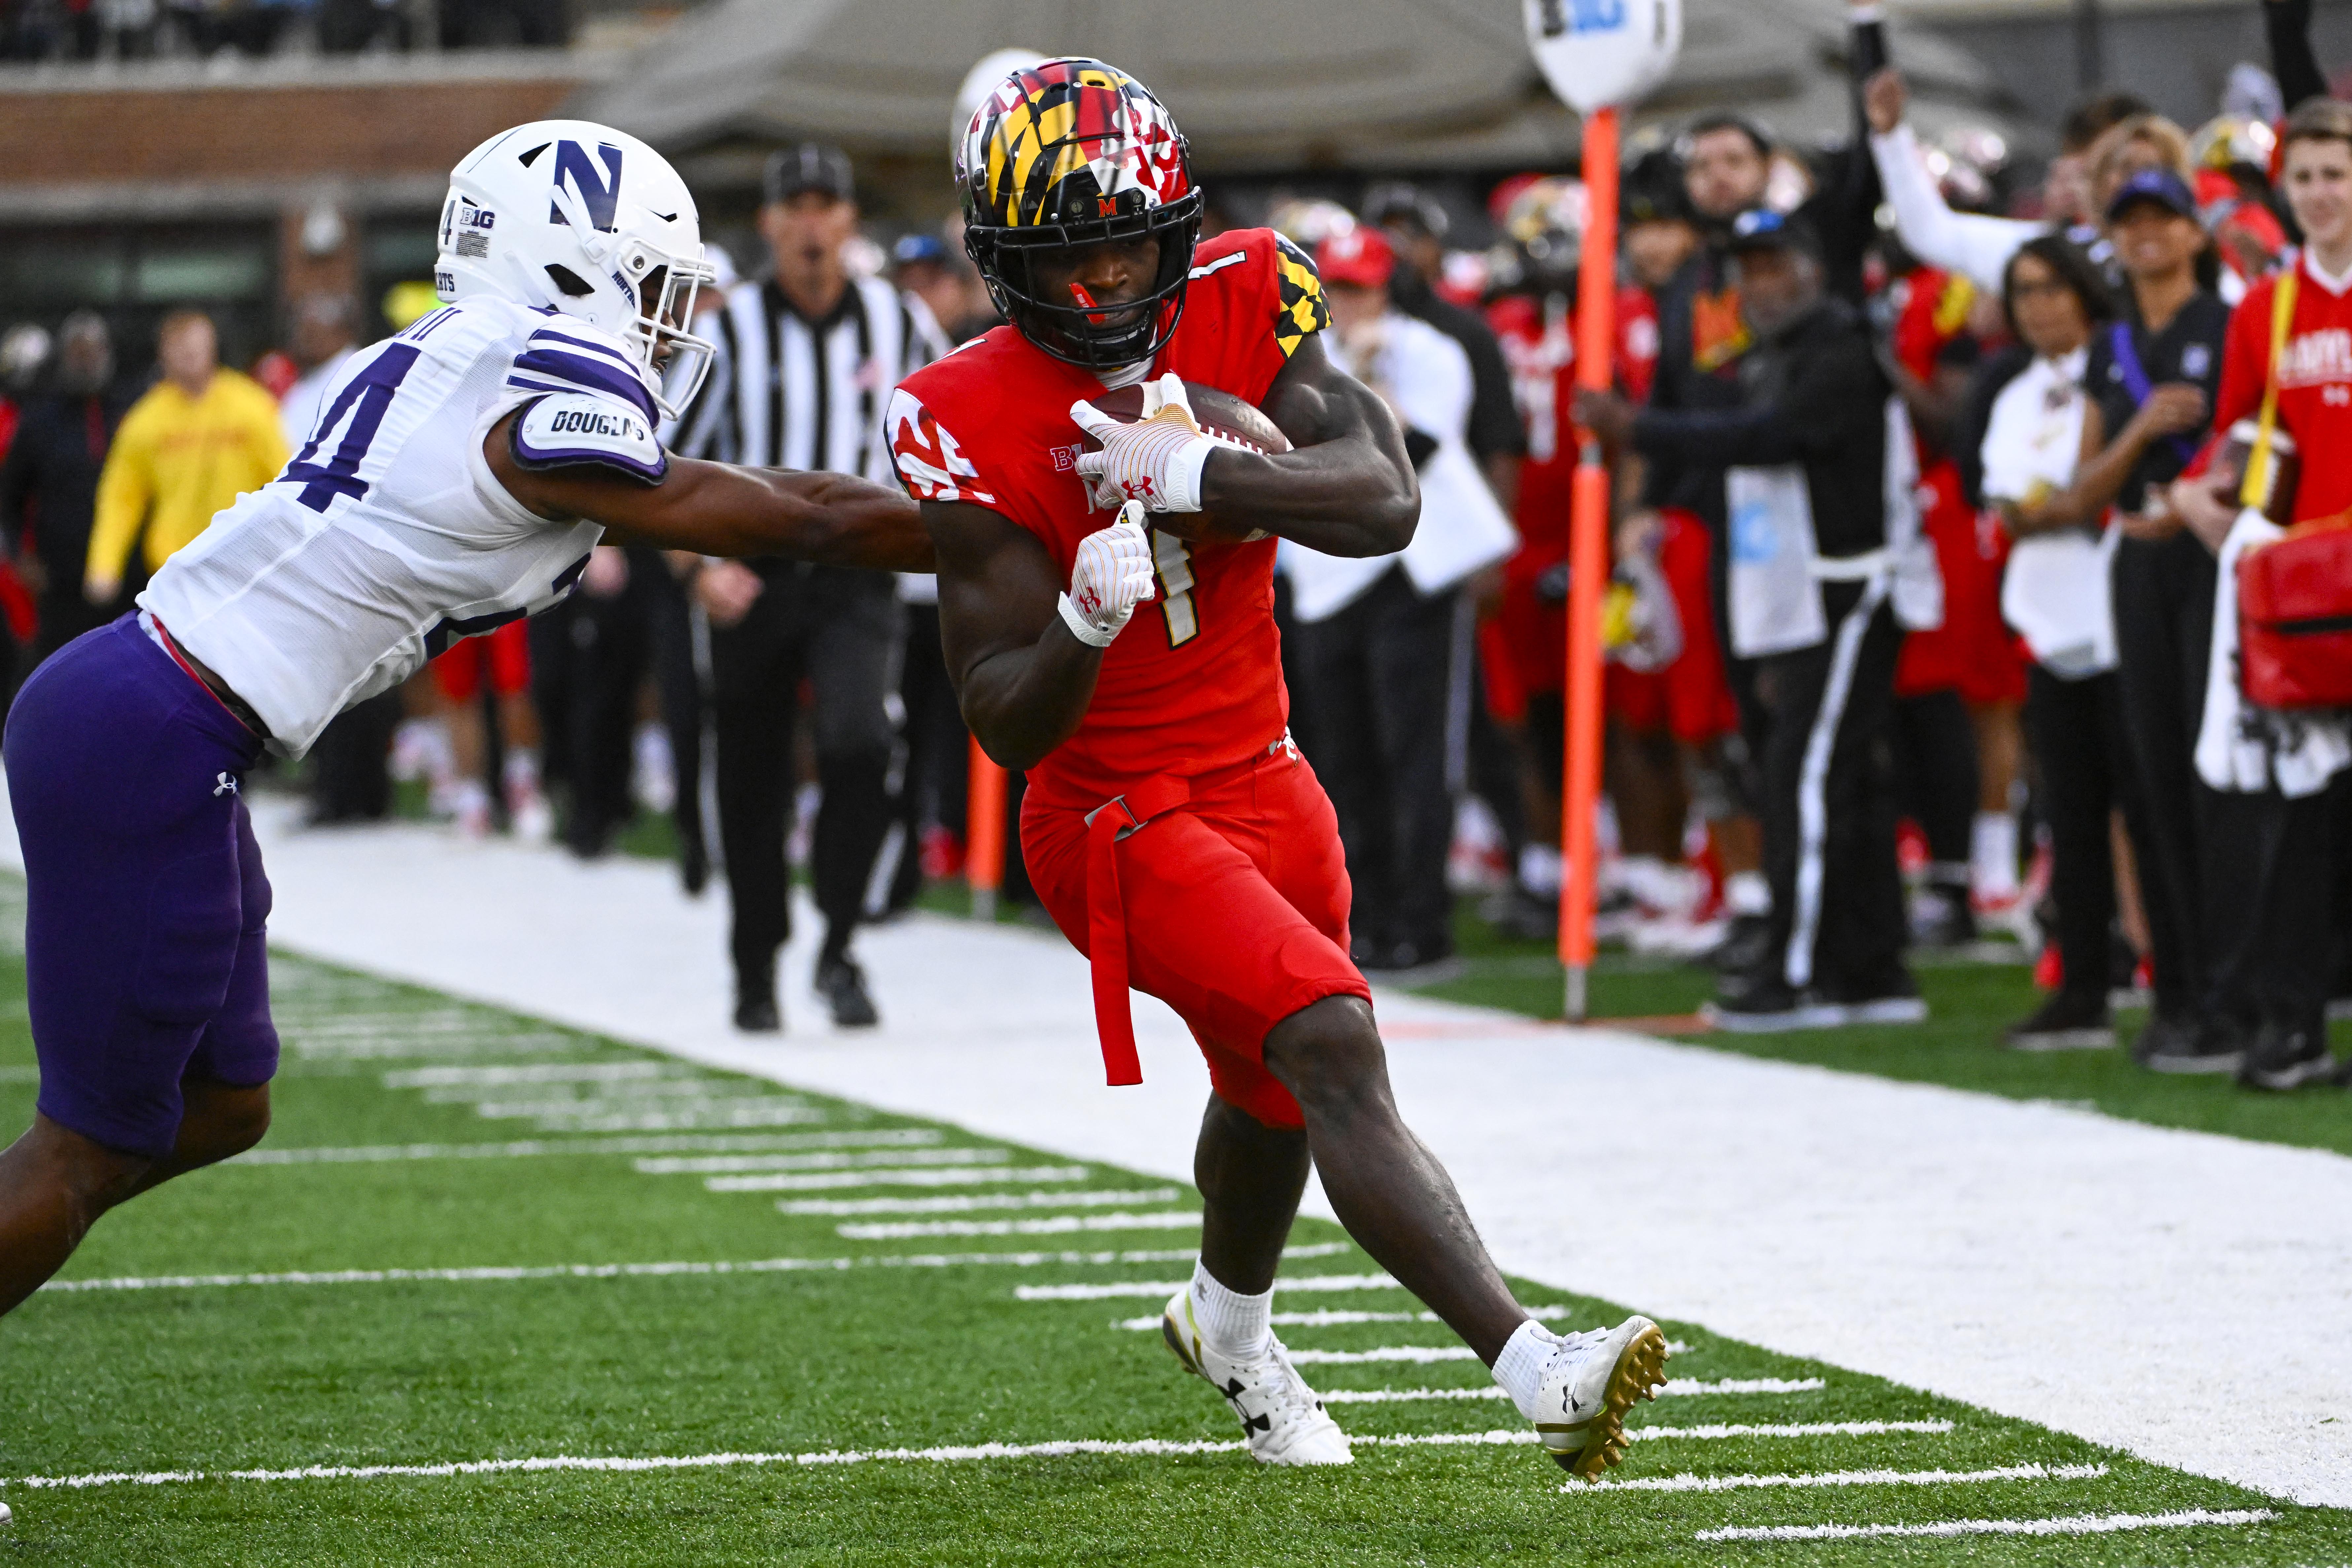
{"left": 1114, "top": 1306, "right": 1579, "bottom": 1331}
{"left": 230, "top": 1131, "right": 932, "bottom": 1167}
{"left": 1287, "top": 1345, "right": 1479, "bottom": 1365}
{"left": 383, "top": 1062, "right": 681, "bottom": 1087}
{"left": 0, "top": 1423, "right": 1958, "bottom": 1496}
{"left": 1694, "top": 1507, "right": 2276, "bottom": 1543}
{"left": 31, "top": 795, "right": 2345, "bottom": 1506}
{"left": 1016, "top": 1272, "right": 1390, "bottom": 1301}
{"left": 839, "top": 1211, "right": 1200, "bottom": 1239}
{"left": 723, "top": 1164, "right": 1089, "bottom": 1193}
{"left": 781, "top": 1188, "right": 1180, "bottom": 1217}
{"left": 637, "top": 1148, "right": 1011, "bottom": 1176}
{"left": 39, "top": 1243, "right": 1354, "bottom": 1295}
{"left": 1588, "top": 1461, "right": 2106, "bottom": 1493}
{"left": 1323, "top": 1378, "right": 1826, "bottom": 1405}
{"left": 1633, "top": 1421, "right": 1953, "bottom": 1440}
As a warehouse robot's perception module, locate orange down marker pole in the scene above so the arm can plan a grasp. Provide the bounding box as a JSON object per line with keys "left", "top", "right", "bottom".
{"left": 1560, "top": 104, "right": 1620, "bottom": 1024}
{"left": 966, "top": 737, "right": 1006, "bottom": 921}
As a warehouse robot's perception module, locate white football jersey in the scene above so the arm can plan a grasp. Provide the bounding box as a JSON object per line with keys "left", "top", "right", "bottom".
{"left": 141, "top": 296, "right": 665, "bottom": 758}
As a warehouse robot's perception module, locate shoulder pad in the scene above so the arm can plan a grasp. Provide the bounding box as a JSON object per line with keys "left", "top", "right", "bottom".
{"left": 511, "top": 391, "right": 666, "bottom": 485}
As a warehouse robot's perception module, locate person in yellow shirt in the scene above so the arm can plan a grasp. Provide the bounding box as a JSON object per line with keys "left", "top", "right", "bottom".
{"left": 84, "top": 311, "right": 289, "bottom": 607}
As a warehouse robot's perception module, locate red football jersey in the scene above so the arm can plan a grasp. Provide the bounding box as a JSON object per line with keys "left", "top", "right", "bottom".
{"left": 889, "top": 227, "right": 1329, "bottom": 808}
{"left": 2194, "top": 252, "right": 2352, "bottom": 524}
{"left": 1485, "top": 286, "right": 1658, "bottom": 550}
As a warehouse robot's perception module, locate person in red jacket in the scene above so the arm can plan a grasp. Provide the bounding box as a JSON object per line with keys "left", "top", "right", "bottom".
{"left": 2171, "top": 97, "right": 2352, "bottom": 1090}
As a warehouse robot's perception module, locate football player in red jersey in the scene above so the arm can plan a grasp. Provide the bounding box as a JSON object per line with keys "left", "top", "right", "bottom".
{"left": 894, "top": 59, "right": 1667, "bottom": 1477}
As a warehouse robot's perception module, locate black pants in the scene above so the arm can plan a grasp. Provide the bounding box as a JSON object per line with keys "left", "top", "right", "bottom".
{"left": 1292, "top": 567, "right": 1457, "bottom": 959}
{"left": 711, "top": 568, "right": 902, "bottom": 996}
{"left": 2111, "top": 532, "right": 2250, "bottom": 1020}
{"left": 2026, "top": 667, "right": 2160, "bottom": 1002}
{"left": 646, "top": 555, "right": 705, "bottom": 874}
{"left": 885, "top": 601, "right": 969, "bottom": 913}
{"left": 306, "top": 688, "right": 401, "bottom": 824}
{"left": 1756, "top": 580, "right": 1906, "bottom": 994}
{"left": 1890, "top": 688, "right": 1977, "bottom": 871}
{"left": 558, "top": 561, "right": 658, "bottom": 857}
{"left": 2206, "top": 775, "right": 2346, "bottom": 1031}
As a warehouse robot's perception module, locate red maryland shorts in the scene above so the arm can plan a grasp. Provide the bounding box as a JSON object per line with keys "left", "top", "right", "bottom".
{"left": 1021, "top": 744, "right": 1370, "bottom": 1130}
{"left": 432, "top": 620, "right": 532, "bottom": 705}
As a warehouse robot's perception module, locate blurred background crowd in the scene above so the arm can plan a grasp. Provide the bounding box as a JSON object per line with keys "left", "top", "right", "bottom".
{"left": 4, "top": 0, "right": 2351, "bottom": 1083}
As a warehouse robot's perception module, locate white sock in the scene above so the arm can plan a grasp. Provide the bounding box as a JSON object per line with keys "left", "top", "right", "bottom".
{"left": 1724, "top": 869, "right": 1770, "bottom": 917}
{"left": 1493, "top": 1318, "right": 1563, "bottom": 1421}
{"left": 1972, "top": 812, "right": 2019, "bottom": 901}
{"left": 502, "top": 746, "right": 541, "bottom": 797}
{"left": 1188, "top": 1261, "right": 1272, "bottom": 1360}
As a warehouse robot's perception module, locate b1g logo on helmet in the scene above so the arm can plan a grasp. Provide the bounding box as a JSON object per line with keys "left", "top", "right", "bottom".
{"left": 547, "top": 140, "right": 624, "bottom": 232}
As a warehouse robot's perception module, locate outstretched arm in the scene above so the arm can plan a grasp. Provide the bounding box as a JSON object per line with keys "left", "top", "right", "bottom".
{"left": 926, "top": 499, "right": 1158, "bottom": 771}
{"left": 484, "top": 409, "right": 934, "bottom": 570}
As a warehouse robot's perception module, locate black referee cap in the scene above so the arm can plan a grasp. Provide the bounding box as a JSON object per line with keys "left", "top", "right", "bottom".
{"left": 764, "top": 143, "right": 856, "bottom": 206}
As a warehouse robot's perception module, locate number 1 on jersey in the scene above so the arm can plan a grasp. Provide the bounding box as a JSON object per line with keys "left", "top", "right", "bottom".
{"left": 1152, "top": 530, "right": 1199, "bottom": 646}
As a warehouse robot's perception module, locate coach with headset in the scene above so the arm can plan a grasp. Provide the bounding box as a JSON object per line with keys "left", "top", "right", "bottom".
{"left": 674, "top": 144, "right": 950, "bottom": 1033}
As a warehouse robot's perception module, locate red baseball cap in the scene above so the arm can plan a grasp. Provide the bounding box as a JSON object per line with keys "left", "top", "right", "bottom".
{"left": 1316, "top": 224, "right": 1395, "bottom": 288}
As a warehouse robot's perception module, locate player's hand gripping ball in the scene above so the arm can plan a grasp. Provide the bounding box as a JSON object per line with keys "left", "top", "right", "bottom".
{"left": 1069, "top": 373, "right": 1291, "bottom": 543}
{"left": 1058, "top": 501, "right": 1160, "bottom": 648}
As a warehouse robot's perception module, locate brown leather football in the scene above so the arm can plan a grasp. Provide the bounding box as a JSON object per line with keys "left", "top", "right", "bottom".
{"left": 1077, "top": 379, "right": 1290, "bottom": 543}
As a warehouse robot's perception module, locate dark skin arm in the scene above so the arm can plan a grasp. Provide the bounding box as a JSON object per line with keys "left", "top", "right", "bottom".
{"left": 1194, "top": 330, "right": 1420, "bottom": 555}
{"left": 2005, "top": 383, "right": 2204, "bottom": 535}
{"left": 925, "top": 499, "right": 1101, "bottom": 770}
{"left": 482, "top": 409, "right": 934, "bottom": 570}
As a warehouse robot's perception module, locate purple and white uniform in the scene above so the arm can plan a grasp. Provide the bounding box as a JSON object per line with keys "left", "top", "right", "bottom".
{"left": 3, "top": 296, "right": 664, "bottom": 1157}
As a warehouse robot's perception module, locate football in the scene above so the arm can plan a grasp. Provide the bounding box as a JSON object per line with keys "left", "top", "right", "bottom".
{"left": 1077, "top": 379, "right": 1291, "bottom": 543}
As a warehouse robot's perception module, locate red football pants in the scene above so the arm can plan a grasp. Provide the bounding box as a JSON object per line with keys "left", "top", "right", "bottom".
{"left": 1022, "top": 743, "right": 1371, "bottom": 1130}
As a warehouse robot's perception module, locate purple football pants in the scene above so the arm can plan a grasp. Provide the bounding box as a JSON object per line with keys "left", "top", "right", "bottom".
{"left": 3, "top": 614, "right": 276, "bottom": 1158}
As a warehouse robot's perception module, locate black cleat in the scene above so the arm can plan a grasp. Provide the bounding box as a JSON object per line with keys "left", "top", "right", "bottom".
{"left": 2133, "top": 1012, "right": 2244, "bottom": 1075}
{"left": 2004, "top": 990, "right": 2114, "bottom": 1052}
{"left": 816, "top": 957, "right": 880, "bottom": 1028}
{"left": 2238, "top": 1016, "right": 2337, "bottom": 1091}
{"left": 733, "top": 993, "right": 781, "bottom": 1034}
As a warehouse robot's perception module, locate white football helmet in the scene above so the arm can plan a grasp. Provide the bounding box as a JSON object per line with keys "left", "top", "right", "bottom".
{"left": 438, "top": 119, "right": 716, "bottom": 419}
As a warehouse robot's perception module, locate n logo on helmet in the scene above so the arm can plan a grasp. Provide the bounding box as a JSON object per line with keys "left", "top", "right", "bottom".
{"left": 549, "top": 141, "right": 624, "bottom": 232}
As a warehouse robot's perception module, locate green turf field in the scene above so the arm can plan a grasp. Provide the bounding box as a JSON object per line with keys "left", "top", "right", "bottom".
{"left": 0, "top": 887, "right": 2345, "bottom": 1564}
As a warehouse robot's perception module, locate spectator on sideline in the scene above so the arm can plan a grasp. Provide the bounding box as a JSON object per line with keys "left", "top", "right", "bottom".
{"left": 1975, "top": 238, "right": 2158, "bottom": 1049}
{"left": 0, "top": 312, "right": 126, "bottom": 670}
{"left": 1583, "top": 210, "right": 1918, "bottom": 1028}
{"left": 673, "top": 143, "right": 948, "bottom": 1032}
{"left": 2171, "top": 97, "right": 2352, "bottom": 1091}
{"left": 84, "top": 310, "right": 287, "bottom": 610}
{"left": 1285, "top": 225, "right": 1516, "bottom": 971}
{"left": 277, "top": 294, "right": 358, "bottom": 450}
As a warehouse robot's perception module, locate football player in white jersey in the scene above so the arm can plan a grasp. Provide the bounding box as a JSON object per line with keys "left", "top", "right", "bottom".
{"left": 0, "top": 121, "right": 931, "bottom": 1316}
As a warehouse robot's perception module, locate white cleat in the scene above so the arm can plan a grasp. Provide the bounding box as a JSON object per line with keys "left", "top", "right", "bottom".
{"left": 1532, "top": 1314, "right": 1671, "bottom": 1482}
{"left": 1161, "top": 1287, "right": 1353, "bottom": 1466}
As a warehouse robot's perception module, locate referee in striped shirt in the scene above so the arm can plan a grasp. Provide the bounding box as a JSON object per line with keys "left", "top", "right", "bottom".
{"left": 674, "top": 144, "right": 949, "bottom": 1033}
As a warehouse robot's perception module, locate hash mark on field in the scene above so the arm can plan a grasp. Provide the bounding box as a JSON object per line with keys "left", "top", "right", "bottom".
{"left": 838, "top": 1211, "right": 1198, "bottom": 1239}
{"left": 1585, "top": 1461, "right": 2106, "bottom": 1493}
{"left": 42, "top": 1243, "right": 1353, "bottom": 1294}
{"left": 781, "top": 1188, "right": 1181, "bottom": 1216}
{"left": 724, "top": 1164, "right": 1089, "bottom": 1192}
{"left": 1017, "top": 1272, "right": 1389, "bottom": 1301}
{"left": 638, "top": 1148, "right": 1010, "bottom": 1176}
{"left": 1694, "top": 1507, "right": 2274, "bottom": 1542}
{"left": 1322, "top": 1377, "right": 1824, "bottom": 1404}
{"left": 231, "top": 1131, "right": 930, "bottom": 1167}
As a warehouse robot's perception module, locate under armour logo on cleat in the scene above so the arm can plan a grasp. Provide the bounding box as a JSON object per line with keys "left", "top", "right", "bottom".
{"left": 1242, "top": 1412, "right": 1271, "bottom": 1435}
{"left": 213, "top": 772, "right": 238, "bottom": 797}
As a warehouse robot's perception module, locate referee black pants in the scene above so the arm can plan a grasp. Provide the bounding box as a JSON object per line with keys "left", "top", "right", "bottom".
{"left": 710, "top": 567, "right": 903, "bottom": 999}
{"left": 1756, "top": 579, "right": 1907, "bottom": 996}
{"left": 1292, "top": 566, "right": 1458, "bottom": 963}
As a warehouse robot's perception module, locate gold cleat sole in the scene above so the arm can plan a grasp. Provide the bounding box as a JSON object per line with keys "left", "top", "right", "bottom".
{"left": 1539, "top": 1320, "right": 1671, "bottom": 1483}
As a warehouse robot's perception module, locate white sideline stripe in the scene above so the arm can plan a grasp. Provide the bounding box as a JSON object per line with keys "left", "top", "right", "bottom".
{"left": 1322, "top": 1377, "right": 1825, "bottom": 1405}
{"left": 0, "top": 1423, "right": 1949, "bottom": 1494}
{"left": 1590, "top": 1462, "right": 2106, "bottom": 1493}
{"left": 386, "top": 1062, "right": 683, "bottom": 1088}
{"left": 782, "top": 1188, "right": 1180, "bottom": 1217}
{"left": 1695, "top": 1507, "right": 2275, "bottom": 1543}
{"left": 1114, "top": 1306, "right": 1578, "bottom": 1331}
{"left": 231, "top": 1131, "right": 931, "bottom": 1167}
{"left": 637, "top": 1148, "right": 1008, "bottom": 1176}
{"left": 1017, "top": 1271, "right": 1390, "bottom": 1301}
{"left": 724, "top": 1164, "right": 1088, "bottom": 1192}
{"left": 838, "top": 1211, "right": 1198, "bottom": 1239}
{"left": 38, "top": 1243, "right": 1352, "bottom": 1294}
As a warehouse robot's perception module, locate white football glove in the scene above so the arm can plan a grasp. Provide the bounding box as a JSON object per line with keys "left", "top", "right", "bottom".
{"left": 1059, "top": 501, "right": 1159, "bottom": 648}
{"left": 1069, "top": 373, "right": 1218, "bottom": 513}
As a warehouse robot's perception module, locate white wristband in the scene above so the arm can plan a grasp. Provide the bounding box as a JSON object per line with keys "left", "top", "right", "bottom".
{"left": 1058, "top": 591, "right": 1119, "bottom": 648}
{"left": 1164, "top": 437, "right": 1214, "bottom": 512}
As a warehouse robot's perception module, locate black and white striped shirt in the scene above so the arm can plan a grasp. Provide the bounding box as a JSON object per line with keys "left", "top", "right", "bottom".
{"left": 676, "top": 273, "right": 948, "bottom": 488}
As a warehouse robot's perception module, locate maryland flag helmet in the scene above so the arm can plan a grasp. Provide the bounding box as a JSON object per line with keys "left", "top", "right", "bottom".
{"left": 958, "top": 58, "right": 1204, "bottom": 369}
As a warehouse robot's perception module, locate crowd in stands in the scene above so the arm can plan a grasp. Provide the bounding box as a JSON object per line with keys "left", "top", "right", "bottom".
{"left": 3, "top": 0, "right": 2350, "bottom": 1085}
{"left": 0, "top": 0, "right": 570, "bottom": 61}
